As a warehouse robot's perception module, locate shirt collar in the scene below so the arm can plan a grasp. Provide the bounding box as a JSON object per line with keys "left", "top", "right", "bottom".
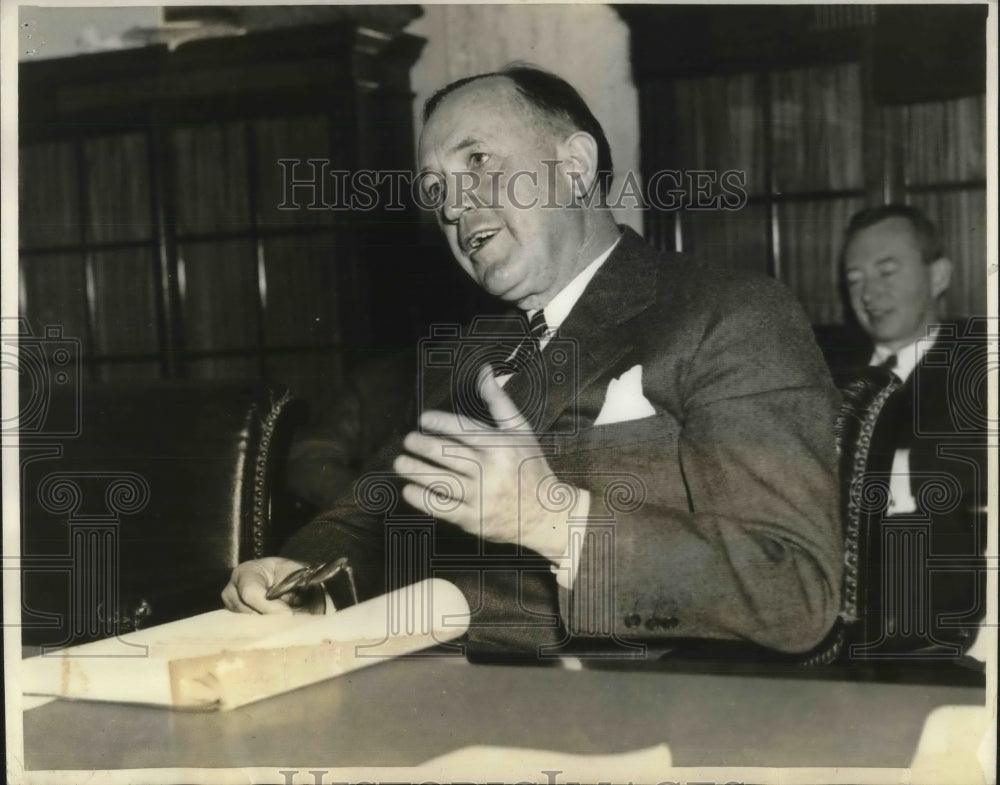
{"left": 529, "top": 237, "right": 620, "bottom": 332}
{"left": 869, "top": 327, "right": 940, "bottom": 382}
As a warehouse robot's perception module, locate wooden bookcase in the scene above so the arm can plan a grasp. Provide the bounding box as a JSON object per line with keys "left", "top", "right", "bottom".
{"left": 19, "top": 21, "right": 427, "bottom": 421}
{"left": 618, "top": 5, "right": 987, "bottom": 326}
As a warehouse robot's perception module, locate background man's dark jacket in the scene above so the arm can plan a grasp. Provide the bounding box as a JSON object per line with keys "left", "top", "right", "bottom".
{"left": 824, "top": 320, "right": 988, "bottom": 652}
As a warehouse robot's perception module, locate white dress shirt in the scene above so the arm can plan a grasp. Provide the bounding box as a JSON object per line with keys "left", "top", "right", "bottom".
{"left": 494, "top": 240, "right": 618, "bottom": 387}
{"left": 503, "top": 239, "right": 620, "bottom": 588}
{"left": 869, "top": 328, "right": 938, "bottom": 384}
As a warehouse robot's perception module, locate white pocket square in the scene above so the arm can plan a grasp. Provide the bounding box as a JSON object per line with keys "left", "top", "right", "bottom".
{"left": 593, "top": 364, "right": 656, "bottom": 426}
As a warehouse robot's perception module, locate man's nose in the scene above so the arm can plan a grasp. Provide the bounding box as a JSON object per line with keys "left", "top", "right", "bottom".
{"left": 440, "top": 172, "right": 481, "bottom": 223}
{"left": 858, "top": 277, "right": 883, "bottom": 306}
{"left": 441, "top": 191, "right": 468, "bottom": 223}
{"left": 858, "top": 279, "right": 872, "bottom": 305}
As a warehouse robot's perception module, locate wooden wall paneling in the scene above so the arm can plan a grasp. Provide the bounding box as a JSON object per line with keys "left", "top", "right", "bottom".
{"left": 82, "top": 133, "right": 154, "bottom": 244}
{"left": 682, "top": 204, "right": 770, "bottom": 276}
{"left": 171, "top": 122, "right": 252, "bottom": 235}
{"left": 908, "top": 189, "right": 987, "bottom": 319}
{"left": 261, "top": 232, "right": 342, "bottom": 350}
{"left": 148, "top": 123, "right": 181, "bottom": 378}
{"left": 250, "top": 113, "right": 351, "bottom": 388}
{"left": 664, "top": 74, "right": 770, "bottom": 274}
{"left": 19, "top": 142, "right": 81, "bottom": 249}
{"left": 186, "top": 356, "right": 259, "bottom": 381}
{"left": 244, "top": 120, "right": 267, "bottom": 378}
{"left": 89, "top": 249, "right": 160, "bottom": 357}
{"left": 254, "top": 115, "right": 345, "bottom": 229}
{"left": 13, "top": 24, "right": 446, "bottom": 418}
{"left": 19, "top": 253, "right": 90, "bottom": 348}
{"left": 900, "top": 95, "right": 986, "bottom": 186}
{"left": 99, "top": 360, "right": 163, "bottom": 382}
{"left": 178, "top": 240, "right": 260, "bottom": 356}
{"left": 766, "top": 63, "right": 865, "bottom": 325}
{"left": 620, "top": 6, "right": 984, "bottom": 330}
{"left": 777, "top": 197, "right": 865, "bottom": 325}
{"left": 857, "top": 54, "right": 889, "bottom": 206}
{"left": 769, "top": 63, "right": 864, "bottom": 193}
{"left": 673, "top": 74, "right": 766, "bottom": 195}
{"left": 872, "top": 5, "right": 987, "bottom": 105}
{"left": 636, "top": 79, "right": 677, "bottom": 253}
{"left": 894, "top": 93, "right": 987, "bottom": 320}
{"left": 351, "top": 77, "right": 420, "bottom": 350}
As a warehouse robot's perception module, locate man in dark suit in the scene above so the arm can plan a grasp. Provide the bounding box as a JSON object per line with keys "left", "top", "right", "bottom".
{"left": 839, "top": 205, "right": 987, "bottom": 656}
{"left": 223, "top": 66, "right": 842, "bottom": 658}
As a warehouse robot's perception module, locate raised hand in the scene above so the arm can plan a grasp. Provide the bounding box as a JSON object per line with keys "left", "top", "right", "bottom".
{"left": 393, "top": 365, "right": 579, "bottom": 560}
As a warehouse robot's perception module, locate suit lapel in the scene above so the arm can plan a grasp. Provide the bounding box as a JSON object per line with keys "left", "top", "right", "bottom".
{"left": 420, "top": 313, "right": 525, "bottom": 422}
{"left": 504, "top": 228, "right": 660, "bottom": 433}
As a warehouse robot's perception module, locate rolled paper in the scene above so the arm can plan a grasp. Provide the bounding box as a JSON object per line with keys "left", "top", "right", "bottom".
{"left": 23, "top": 578, "right": 471, "bottom": 710}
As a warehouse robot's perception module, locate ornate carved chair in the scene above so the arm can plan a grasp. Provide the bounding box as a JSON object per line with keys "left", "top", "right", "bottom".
{"left": 662, "top": 366, "right": 902, "bottom": 667}
{"left": 19, "top": 381, "right": 307, "bottom": 649}
{"left": 797, "top": 366, "right": 901, "bottom": 665}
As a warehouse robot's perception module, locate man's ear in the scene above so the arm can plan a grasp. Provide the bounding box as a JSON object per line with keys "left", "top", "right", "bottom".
{"left": 560, "top": 131, "right": 600, "bottom": 198}
{"left": 929, "top": 256, "right": 953, "bottom": 299}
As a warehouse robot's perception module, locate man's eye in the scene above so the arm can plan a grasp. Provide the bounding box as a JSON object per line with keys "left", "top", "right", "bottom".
{"left": 469, "top": 152, "right": 490, "bottom": 168}
{"left": 423, "top": 181, "right": 442, "bottom": 201}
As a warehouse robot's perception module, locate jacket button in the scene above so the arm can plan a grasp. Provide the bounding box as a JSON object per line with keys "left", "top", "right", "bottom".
{"left": 624, "top": 613, "right": 641, "bottom": 629}
{"left": 663, "top": 616, "right": 678, "bottom": 629}
{"left": 644, "top": 617, "right": 659, "bottom": 631}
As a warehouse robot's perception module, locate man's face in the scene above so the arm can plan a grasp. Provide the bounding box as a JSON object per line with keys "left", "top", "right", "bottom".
{"left": 418, "top": 77, "right": 585, "bottom": 311}
{"left": 843, "top": 217, "right": 951, "bottom": 352}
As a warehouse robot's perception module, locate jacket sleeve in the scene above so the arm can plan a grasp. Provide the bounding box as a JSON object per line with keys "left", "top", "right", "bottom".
{"left": 559, "top": 275, "right": 843, "bottom": 654}
{"left": 280, "top": 401, "right": 567, "bottom": 657}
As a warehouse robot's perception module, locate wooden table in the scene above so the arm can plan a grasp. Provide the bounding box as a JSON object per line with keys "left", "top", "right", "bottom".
{"left": 22, "top": 657, "right": 984, "bottom": 772}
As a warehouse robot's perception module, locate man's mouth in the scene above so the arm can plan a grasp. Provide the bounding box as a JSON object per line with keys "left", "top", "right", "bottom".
{"left": 464, "top": 228, "right": 500, "bottom": 254}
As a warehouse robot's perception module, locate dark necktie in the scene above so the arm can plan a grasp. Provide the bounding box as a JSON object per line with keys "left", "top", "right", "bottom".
{"left": 875, "top": 353, "right": 903, "bottom": 381}
{"left": 494, "top": 311, "right": 548, "bottom": 377}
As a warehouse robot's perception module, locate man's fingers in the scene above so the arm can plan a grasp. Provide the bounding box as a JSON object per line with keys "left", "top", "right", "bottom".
{"left": 401, "top": 482, "right": 430, "bottom": 516}
{"left": 402, "top": 431, "right": 476, "bottom": 475}
{"left": 401, "top": 482, "right": 470, "bottom": 529}
{"left": 222, "top": 561, "right": 295, "bottom": 615}
{"left": 478, "top": 364, "right": 532, "bottom": 431}
{"left": 419, "top": 408, "right": 492, "bottom": 437}
{"left": 285, "top": 586, "right": 328, "bottom": 615}
{"left": 237, "top": 575, "right": 295, "bottom": 615}
{"left": 221, "top": 581, "right": 254, "bottom": 613}
{"left": 394, "top": 454, "right": 467, "bottom": 500}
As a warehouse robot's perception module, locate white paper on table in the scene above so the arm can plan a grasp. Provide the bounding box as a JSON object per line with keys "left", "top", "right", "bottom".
{"left": 421, "top": 742, "right": 673, "bottom": 782}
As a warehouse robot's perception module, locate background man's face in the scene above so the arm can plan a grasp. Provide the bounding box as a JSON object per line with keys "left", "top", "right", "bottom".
{"left": 843, "top": 216, "right": 949, "bottom": 351}
{"left": 418, "top": 77, "right": 584, "bottom": 311}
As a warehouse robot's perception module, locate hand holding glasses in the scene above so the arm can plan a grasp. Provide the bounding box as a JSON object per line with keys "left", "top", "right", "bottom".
{"left": 264, "top": 556, "right": 359, "bottom": 609}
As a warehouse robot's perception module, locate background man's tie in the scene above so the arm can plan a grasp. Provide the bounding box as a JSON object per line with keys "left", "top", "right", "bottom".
{"left": 877, "top": 353, "right": 899, "bottom": 379}
{"left": 494, "top": 311, "right": 548, "bottom": 377}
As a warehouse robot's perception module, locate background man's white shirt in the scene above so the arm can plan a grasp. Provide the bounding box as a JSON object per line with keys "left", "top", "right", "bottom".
{"left": 869, "top": 328, "right": 939, "bottom": 515}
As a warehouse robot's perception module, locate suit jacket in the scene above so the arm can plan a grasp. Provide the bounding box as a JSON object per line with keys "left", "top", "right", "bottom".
{"left": 829, "top": 321, "right": 988, "bottom": 652}
{"left": 282, "top": 228, "right": 843, "bottom": 657}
